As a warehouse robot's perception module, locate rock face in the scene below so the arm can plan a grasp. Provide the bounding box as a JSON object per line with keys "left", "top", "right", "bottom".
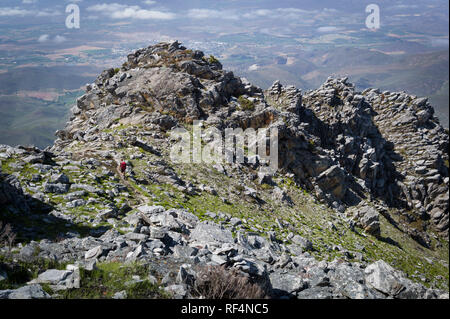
{"left": 0, "top": 41, "right": 448, "bottom": 299}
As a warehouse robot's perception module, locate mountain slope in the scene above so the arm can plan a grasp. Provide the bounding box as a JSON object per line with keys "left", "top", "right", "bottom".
{"left": 0, "top": 41, "right": 448, "bottom": 299}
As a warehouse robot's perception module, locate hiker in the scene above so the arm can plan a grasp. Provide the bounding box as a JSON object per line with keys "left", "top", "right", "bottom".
{"left": 119, "top": 159, "right": 127, "bottom": 178}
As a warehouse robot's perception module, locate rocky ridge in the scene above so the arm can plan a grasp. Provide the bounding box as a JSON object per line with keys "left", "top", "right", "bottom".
{"left": 0, "top": 41, "right": 448, "bottom": 299}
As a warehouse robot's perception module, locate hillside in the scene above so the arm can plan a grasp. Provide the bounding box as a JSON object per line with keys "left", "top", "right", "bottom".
{"left": 0, "top": 42, "right": 448, "bottom": 299}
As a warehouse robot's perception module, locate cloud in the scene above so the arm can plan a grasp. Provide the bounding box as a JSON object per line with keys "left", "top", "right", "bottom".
{"left": 317, "top": 26, "right": 340, "bottom": 33}
{"left": 388, "top": 4, "right": 419, "bottom": 10}
{"left": 142, "top": 0, "right": 156, "bottom": 5}
{"left": 0, "top": 6, "right": 60, "bottom": 17}
{"left": 248, "top": 64, "right": 258, "bottom": 71}
{"left": 53, "top": 35, "right": 67, "bottom": 44}
{"left": 36, "top": 9, "right": 61, "bottom": 17}
{"left": 0, "top": 7, "right": 33, "bottom": 16}
{"left": 87, "top": 3, "right": 175, "bottom": 20}
{"left": 187, "top": 8, "right": 239, "bottom": 20}
{"left": 242, "top": 7, "right": 318, "bottom": 20}
{"left": 38, "top": 34, "right": 49, "bottom": 43}
{"left": 22, "top": 0, "right": 38, "bottom": 4}
{"left": 37, "top": 34, "right": 67, "bottom": 43}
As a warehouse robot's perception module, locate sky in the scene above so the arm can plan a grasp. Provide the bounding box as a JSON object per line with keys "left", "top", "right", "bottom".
{"left": 0, "top": 0, "right": 448, "bottom": 28}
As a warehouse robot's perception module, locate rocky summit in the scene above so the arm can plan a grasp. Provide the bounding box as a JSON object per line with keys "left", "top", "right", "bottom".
{"left": 0, "top": 41, "right": 448, "bottom": 299}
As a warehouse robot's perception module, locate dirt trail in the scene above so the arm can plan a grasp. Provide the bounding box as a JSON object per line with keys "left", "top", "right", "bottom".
{"left": 72, "top": 149, "right": 150, "bottom": 206}
{"left": 109, "top": 161, "right": 150, "bottom": 206}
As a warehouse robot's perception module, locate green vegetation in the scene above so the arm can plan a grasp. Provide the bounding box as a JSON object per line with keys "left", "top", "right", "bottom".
{"left": 208, "top": 55, "right": 220, "bottom": 64}
{"left": 0, "top": 255, "right": 68, "bottom": 290}
{"left": 132, "top": 160, "right": 449, "bottom": 291}
{"left": 238, "top": 96, "right": 255, "bottom": 111}
{"left": 58, "top": 262, "right": 169, "bottom": 299}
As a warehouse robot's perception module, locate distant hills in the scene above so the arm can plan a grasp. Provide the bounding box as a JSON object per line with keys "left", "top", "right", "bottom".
{"left": 0, "top": 65, "right": 97, "bottom": 148}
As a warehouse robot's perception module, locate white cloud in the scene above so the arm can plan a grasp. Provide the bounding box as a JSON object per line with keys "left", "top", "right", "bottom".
{"left": 38, "top": 34, "right": 49, "bottom": 43}
{"left": 87, "top": 3, "right": 175, "bottom": 20}
{"left": 187, "top": 9, "right": 239, "bottom": 20}
{"left": 0, "top": 6, "right": 60, "bottom": 17}
{"left": 0, "top": 7, "right": 33, "bottom": 16}
{"left": 142, "top": 0, "right": 156, "bottom": 5}
{"left": 389, "top": 4, "right": 419, "bottom": 10}
{"left": 53, "top": 35, "right": 67, "bottom": 44}
{"left": 22, "top": 0, "right": 38, "bottom": 4}
{"left": 36, "top": 9, "right": 61, "bottom": 17}
{"left": 242, "top": 7, "right": 318, "bottom": 20}
{"left": 248, "top": 64, "right": 259, "bottom": 71}
{"left": 38, "top": 34, "right": 67, "bottom": 44}
{"left": 317, "top": 26, "right": 340, "bottom": 33}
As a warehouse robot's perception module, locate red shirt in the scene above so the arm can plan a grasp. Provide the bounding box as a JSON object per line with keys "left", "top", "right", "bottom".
{"left": 120, "top": 161, "right": 126, "bottom": 172}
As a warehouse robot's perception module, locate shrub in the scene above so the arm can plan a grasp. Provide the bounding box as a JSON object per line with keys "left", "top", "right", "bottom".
{"left": 208, "top": 55, "right": 220, "bottom": 64}
{"left": 238, "top": 96, "right": 255, "bottom": 111}
{"left": 307, "top": 139, "right": 316, "bottom": 151}
{"left": 0, "top": 221, "right": 16, "bottom": 254}
{"left": 193, "top": 265, "right": 266, "bottom": 299}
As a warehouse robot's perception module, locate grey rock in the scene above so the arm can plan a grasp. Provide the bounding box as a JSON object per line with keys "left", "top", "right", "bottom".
{"left": 137, "top": 205, "right": 165, "bottom": 215}
{"left": 190, "top": 221, "right": 234, "bottom": 245}
{"left": 364, "top": 260, "right": 405, "bottom": 296}
{"left": 85, "top": 245, "right": 105, "bottom": 260}
{"left": 112, "top": 290, "right": 127, "bottom": 299}
{"left": 51, "top": 173, "right": 70, "bottom": 184}
{"left": 269, "top": 272, "right": 307, "bottom": 297}
{"left": 0, "top": 284, "right": 51, "bottom": 299}
{"left": 210, "top": 254, "right": 228, "bottom": 266}
{"left": 43, "top": 183, "right": 70, "bottom": 194}
{"left": 358, "top": 206, "right": 380, "bottom": 236}
{"left": 296, "top": 286, "right": 336, "bottom": 299}
{"left": 306, "top": 267, "right": 330, "bottom": 287}
{"left": 291, "top": 235, "right": 313, "bottom": 251}
{"left": 176, "top": 264, "right": 196, "bottom": 286}
{"left": 315, "top": 165, "right": 347, "bottom": 199}
{"left": 173, "top": 245, "right": 198, "bottom": 258}
{"left": 164, "top": 284, "right": 187, "bottom": 299}
{"left": 124, "top": 232, "right": 149, "bottom": 242}
{"left": 30, "top": 267, "right": 80, "bottom": 291}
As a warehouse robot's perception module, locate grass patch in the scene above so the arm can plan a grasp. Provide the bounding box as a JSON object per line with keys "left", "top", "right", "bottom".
{"left": 238, "top": 96, "right": 255, "bottom": 111}
{"left": 58, "top": 261, "right": 169, "bottom": 299}
{"left": 0, "top": 255, "right": 68, "bottom": 290}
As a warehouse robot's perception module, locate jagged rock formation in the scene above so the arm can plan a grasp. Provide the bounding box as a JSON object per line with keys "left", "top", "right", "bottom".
{"left": 1, "top": 41, "right": 448, "bottom": 299}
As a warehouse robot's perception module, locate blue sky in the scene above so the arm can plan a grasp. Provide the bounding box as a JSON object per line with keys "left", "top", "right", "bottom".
{"left": 0, "top": 0, "right": 448, "bottom": 49}
{"left": 1, "top": 0, "right": 447, "bottom": 23}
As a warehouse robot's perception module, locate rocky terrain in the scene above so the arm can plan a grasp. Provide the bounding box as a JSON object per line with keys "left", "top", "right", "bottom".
{"left": 0, "top": 41, "right": 448, "bottom": 299}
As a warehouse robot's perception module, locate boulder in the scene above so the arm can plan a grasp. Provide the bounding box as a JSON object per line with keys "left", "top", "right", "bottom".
{"left": 315, "top": 165, "right": 347, "bottom": 199}
{"left": 43, "top": 183, "right": 70, "bottom": 194}
{"left": 29, "top": 267, "right": 80, "bottom": 291}
{"left": 0, "top": 284, "right": 51, "bottom": 299}
{"left": 364, "top": 260, "right": 405, "bottom": 296}
{"left": 269, "top": 271, "right": 306, "bottom": 298}
{"left": 358, "top": 206, "right": 381, "bottom": 236}
{"left": 190, "top": 221, "right": 234, "bottom": 245}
